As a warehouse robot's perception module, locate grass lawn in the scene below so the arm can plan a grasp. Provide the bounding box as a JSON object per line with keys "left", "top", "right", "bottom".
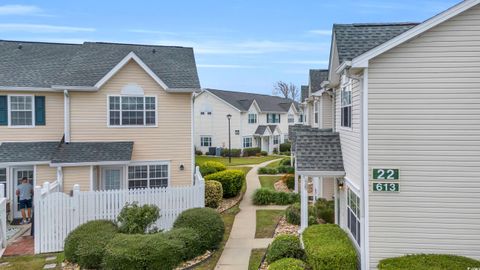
{"left": 194, "top": 205, "right": 240, "bottom": 270}
{"left": 259, "top": 175, "right": 281, "bottom": 190}
{"left": 255, "top": 210, "right": 284, "bottom": 238}
{"left": 0, "top": 253, "right": 64, "bottom": 270}
{"left": 248, "top": 248, "right": 267, "bottom": 270}
{"left": 265, "top": 158, "right": 284, "bottom": 168}
{"left": 196, "top": 155, "right": 281, "bottom": 166}
{"left": 229, "top": 166, "right": 253, "bottom": 176}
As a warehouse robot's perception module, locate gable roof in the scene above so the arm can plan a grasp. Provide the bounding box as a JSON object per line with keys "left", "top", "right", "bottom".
{"left": 295, "top": 130, "right": 344, "bottom": 173}
{"left": 301, "top": 85, "right": 309, "bottom": 102}
{"left": 0, "top": 142, "right": 59, "bottom": 164}
{"left": 51, "top": 142, "right": 133, "bottom": 165}
{"left": 205, "top": 88, "right": 299, "bottom": 113}
{"left": 0, "top": 40, "right": 200, "bottom": 90}
{"left": 333, "top": 23, "right": 418, "bottom": 63}
{"left": 309, "top": 69, "right": 329, "bottom": 92}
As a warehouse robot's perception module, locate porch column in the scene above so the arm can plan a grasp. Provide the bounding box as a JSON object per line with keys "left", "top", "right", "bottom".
{"left": 56, "top": 167, "right": 63, "bottom": 190}
{"left": 294, "top": 173, "right": 299, "bottom": 193}
{"left": 313, "top": 177, "right": 320, "bottom": 201}
{"left": 300, "top": 175, "right": 308, "bottom": 232}
{"left": 269, "top": 135, "right": 273, "bottom": 154}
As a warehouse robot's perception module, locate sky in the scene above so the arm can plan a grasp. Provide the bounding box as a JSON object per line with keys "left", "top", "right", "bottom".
{"left": 0, "top": 0, "right": 460, "bottom": 95}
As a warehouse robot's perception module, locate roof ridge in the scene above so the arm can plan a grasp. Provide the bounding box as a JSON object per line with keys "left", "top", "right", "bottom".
{"left": 0, "top": 39, "right": 81, "bottom": 46}
{"left": 206, "top": 88, "right": 293, "bottom": 100}
{"left": 85, "top": 41, "right": 191, "bottom": 49}
{"left": 334, "top": 22, "right": 419, "bottom": 27}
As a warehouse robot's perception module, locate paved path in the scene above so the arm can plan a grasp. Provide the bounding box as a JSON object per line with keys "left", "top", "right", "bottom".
{"left": 216, "top": 159, "right": 287, "bottom": 270}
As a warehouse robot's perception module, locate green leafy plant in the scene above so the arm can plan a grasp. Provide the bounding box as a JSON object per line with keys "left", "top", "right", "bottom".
{"left": 195, "top": 150, "right": 203, "bottom": 156}
{"left": 64, "top": 220, "right": 118, "bottom": 269}
{"left": 205, "top": 180, "right": 223, "bottom": 208}
{"left": 260, "top": 151, "right": 268, "bottom": 156}
{"left": 277, "top": 165, "right": 295, "bottom": 174}
{"left": 253, "top": 188, "right": 299, "bottom": 205}
{"left": 269, "top": 258, "right": 306, "bottom": 270}
{"left": 258, "top": 167, "right": 278, "bottom": 174}
{"left": 173, "top": 207, "right": 225, "bottom": 250}
{"left": 205, "top": 169, "right": 245, "bottom": 198}
{"left": 163, "top": 227, "right": 203, "bottom": 261}
{"left": 281, "top": 158, "right": 291, "bottom": 166}
{"left": 378, "top": 254, "right": 480, "bottom": 270}
{"left": 266, "top": 235, "right": 305, "bottom": 263}
{"left": 281, "top": 174, "right": 295, "bottom": 190}
{"left": 280, "top": 142, "right": 291, "bottom": 153}
{"left": 285, "top": 203, "right": 316, "bottom": 225}
{"left": 243, "top": 147, "right": 261, "bottom": 157}
{"left": 313, "top": 199, "right": 335, "bottom": 224}
{"left": 117, "top": 202, "right": 160, "bottom": 234}
{"left": 200, "top": 161, "right": 227, "bottom": 176}
{"left": 221, "top": 148, "right": 242, "bottom": 157}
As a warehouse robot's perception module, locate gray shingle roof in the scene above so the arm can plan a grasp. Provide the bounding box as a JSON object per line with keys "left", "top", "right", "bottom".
{"left": 0, "top": 142, "right": 59, "bottom": 163}
{"left": 51, "top": 142, "right": 133, "bottom": 164}
{"left": 309, "top": 69, "right": 329, "bottom": 92}
{"left": 206, "top": 89, "right": 298, "bottom": 113}
{"left": 0, "top": 40, "right": 200, "bottom": 89}
{"left": 255, "top": 125, "right": 268, "bottom": 135}
{"left": 294, "top": 129, "right": 344, "bottom": 172}
{"left": 333, "top": 23, "right": 418, "bottom": 63}
{"left": 301, "top": 85, "right": 309, "bottom": 102}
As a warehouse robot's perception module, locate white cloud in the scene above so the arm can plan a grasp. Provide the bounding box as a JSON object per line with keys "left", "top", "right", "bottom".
{"left": 308, "top": 29, "right": 331, "bottom": 36}
{"left": 0, "top": 23, "right": 95, "bottom": 33}
{"left": 197, "top": 64, "right": 258, "bottom": 69}
{"left": 0, "top": 4, "right": 44, "bottom": 16}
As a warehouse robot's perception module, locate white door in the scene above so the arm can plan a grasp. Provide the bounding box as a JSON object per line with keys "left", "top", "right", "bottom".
{"left": 101, "top": 167, "right": 123, "bottom": 190}
{"left": 13, "top": 167, "right": 34, "bottom": 219}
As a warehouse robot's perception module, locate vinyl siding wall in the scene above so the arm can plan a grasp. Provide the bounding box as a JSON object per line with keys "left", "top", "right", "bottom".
{"left": 36, "top": 165, "right": 57, "bottom": 184}
{"left": 321, "top": 95, "right": 333, "bottom": 129}
{"left": 0, "top": 91, "right": 64, "bottom": 142}
{"left": 69, "top": 60, "right": 192, "bottom": 186}
{"left": 367, "top": 5, "right": 480, "bottom": 268}
{"left": 63, "top": 166, "right": 90, "bottom": 192}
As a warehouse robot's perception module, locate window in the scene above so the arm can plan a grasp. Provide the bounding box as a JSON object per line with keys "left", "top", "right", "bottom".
{"left": 243, "top": 137, "right": 252, "bottom": 148}
{"left": 235, "top": 130, "right": 240, "bottom": 135}
{"left": 273, "top": 135, "right": 280, "bottom": 145}
{"left": 299, "top": 114, "right": 305, "bottom": 123}
{"left": 347, "top": 188, "right": 361, "bottom": 245}
{"left": 288, "top": 114, "right": 294, "bottom": 123}
{"left": 248, "top": 113, "right": 257, "bottom": 124}
{"left": 128, "top": 164, "right": 169, "bottom": 189}
{"left": 201, "top": 136, "right": 212, "bottom": 147}
{"left": 267, "top": 113, "right": 280, "bottom": 123}
{"left": 341, "top": 82, "right": 352, "bottom": 128}
{"left": 109, "top": 96, "right": 156, "bottom": 126}
{"left": 200, "top": 112, "right": 205, "bottom": 115}
{"left": 0, "top": 168, "right": 5, "bottom": 197}
{"left": 314, "top": 101, "right": 319, "bottom": 124}
{"left": 10, "top": 96, "right": 33, "bottom": 126}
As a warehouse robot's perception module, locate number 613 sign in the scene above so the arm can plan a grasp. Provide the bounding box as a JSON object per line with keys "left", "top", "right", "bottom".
{"left": 372, "top": 168, "right": 399, "bottom": 180}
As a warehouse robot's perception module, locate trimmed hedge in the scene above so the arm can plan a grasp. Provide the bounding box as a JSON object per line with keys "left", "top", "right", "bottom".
{"left": 313, "top": 199, "right": 334, "bottom": 224}
{"left": 378, "top": 254, "right": 480, "bottom": 270}
{"left": 64, "top": 220, "right": 118, "bottom": 269}
{"left": 243, "top": 147, "right": 261, "bottom": 157}
{"left": 280, "top": 158, "right": 291, "bottom": 166}
{"left": 221, "top": 148, "right": 241, "bottom": 157}
{"left": 303, "top": 224, "right": 358, "bottom": 270}
{"left": 164, "top": 227, "right": 203, "bottom": 261}
{"left": 280, "top": 142, "right": 291, "bottom": 152}
{"left": 117, "top": 203, "right": 160, "bottom": 234}
{"left": 205, "top": 180, "right": 223, "bottom": 208}
{"left": 103, "top": 233, "right": 184, "bottom": 270}
{"left": 260, "top": 151, "right": 268, "bottom": 156}
{"left": 269, "top": 258, "right": 306, "bottom": 270}
{"left": 285, "top": 203, "right": 317, "bottom": 226}
{"left": 252, "top": 188, "right": 299, "bottom": 205}
{"left": 200, "top": 161, "right": 227, "bottom": 176}
{"left": 266, "top": 235, "right": 305, "bottom": 263}
{"left": 195, "top": 150, "right": 203, "bottom": 156}
{"left": 205, "top": 169, "right": 245, "bottom": 198}
{"left": 277, "top": 166, "right": 295, "bottom": 174}
{"left": 173, "top": 207, "right": 224, "bottom": 251}
{"left": 258, "top": 167, "right": 278, "bottom": 174}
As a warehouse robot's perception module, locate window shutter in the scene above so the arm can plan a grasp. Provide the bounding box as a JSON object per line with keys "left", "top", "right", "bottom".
{"left": 35, "top": 96, "right": 46, "bottom": 125}
{"left": 0, "top": 96, "right": 7, "bottom": 125}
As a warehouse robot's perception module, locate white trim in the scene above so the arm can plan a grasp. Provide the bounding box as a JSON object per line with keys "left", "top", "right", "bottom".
{"left": 64, "top": 90, "right": 70, "bottom": 143}
{"left": 50, "top": 160, "right": 130, "bottom": 167}
{"left": 106, "top": 95, "right": 158, "bottom": 128}
{"left": 335, "top": 61, "right": 352, "bottom": 74}
{"left": 94, "top": 51, "right": 169, "bottom": 90}
{"left": 344, "top": 177, "right": 360, "bottom": 194}
{"left": 191, "top": 93, "right": 195, "bottom": 185}
{"left": 0, "top": 87, "right": 56, "bottom": 92}
{"left": 296, "top": 171, "right": 345, "bottom": 177}
{"left": 89, "top": 165, "right": 94, "bottom": 191}
{"left": 203, "top": 89, "right": 242, "bottom": 112}
{"left": 164, "top": 88, "right": 197, "bottom": 93}
{"left": 7, "top": 94, "right": 35, "bottom": 128}
{"left": 361, "top": 68, "right": 370, "bottom": 270}
{"left": 126, "top": 161, "right": 171, "bottom": 188}
{"left": 52, "top": 85, "right": 98, "bottom": 91}
{"left": 0, "top": 161, "right": 49, "bottom": 167}
{"left": 351, "top": 0, "right": 480, "bottom": 68}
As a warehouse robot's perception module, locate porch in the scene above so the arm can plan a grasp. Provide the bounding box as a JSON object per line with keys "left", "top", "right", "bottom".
{"left": 253, "top": 125, "right": 282, "bottom": 155}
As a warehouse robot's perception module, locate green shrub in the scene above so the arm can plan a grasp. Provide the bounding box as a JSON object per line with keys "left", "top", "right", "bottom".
{"left": 64, "top": 220, "right": 118, "bottom": 269}
{"left": 274, "top": 192, "right": 293, "bottom": 205}
{"left": 378, "top": 254, "right": 480, "bottom": 270}
{"left": 313, "top": 199, "right": 335, "bottom": 224}
{"left": 285, "top": 203, "right": 316, "bottom": 225}
{"left": 205, "top": 169, "right": 245, "bottom": 198}
{"left": 280, "top": 151, "right": 291, "bottom": 156}
{"left": 280, "top": 142, "right": 291, "bottom": 152}
{"left": 253, "top": 188, "right": 299, "bottom": 205}
{"left": 284, "top": 175, "right": 295, "bottom": 190}
{"left": 273, "top": 147, "right": 278, "bottom": 154}
{"left": 266, "top": 235, "right": 305, "bottom": 263}
{"left": 258, "top": 167, "right": 278, "bottom": 174}
{"left": 117, "top": 203, "right": 160, "bottom": 234}
{"left": 195, "top": 150, "right": 203, "bottom": 156}
{"left": 221, "top": 148, "right": 241, "bottom": 157}
{"left": 103, "top": 233, "right": 184, "bottom": 270}
{"left": 163, "top": 228, "right": 203, "bottom": 261}
{"left": 243, "top": 147, "right": 261, "bottom": 157}
{"left": 260, "top": 151, "right": 268, "bottom": 156}
{"left": 269, "top": 258, "right": 306, "bottom": 270}
{"left": 200, "top": 161, "right": 227, "bottom": 176}
{"left": 277, "top": 166, "right": 295, "bottom": 174}
{"left": 281, "top": 158, "right": 291, "bottom": 166}
{"left": 205, "top": 180, "right": 223, "bottom": 208}
{"left": 173, "top": 208, "right": 225, "bottom": 250}
{"left": 303, "top": 224, "right": 358, "bottom": 270}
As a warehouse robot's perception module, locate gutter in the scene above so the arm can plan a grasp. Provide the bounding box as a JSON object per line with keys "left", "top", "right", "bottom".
{"left": 335, "top": 61, "right": 352, "bottom": 74}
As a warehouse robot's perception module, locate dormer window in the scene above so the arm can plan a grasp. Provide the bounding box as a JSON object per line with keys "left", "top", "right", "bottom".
{"left": 109, "top": 96, "right": 156, "bottom": 126}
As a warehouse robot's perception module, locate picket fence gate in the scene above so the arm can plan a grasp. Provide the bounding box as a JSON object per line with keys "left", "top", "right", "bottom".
{"left": 34, "top": 167, "right": 205, "bottom": 254}
{"left": 0, "top": 184, "right": 7, "bottom": 251}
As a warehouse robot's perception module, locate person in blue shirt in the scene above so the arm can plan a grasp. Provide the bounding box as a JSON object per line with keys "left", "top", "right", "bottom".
{"left": 16, "top": 177, "right": 33, "bottom": 225}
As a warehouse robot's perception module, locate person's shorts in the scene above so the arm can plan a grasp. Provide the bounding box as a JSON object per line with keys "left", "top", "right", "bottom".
{"left": 19, "top": 199, "right": 32, "bottom": 209}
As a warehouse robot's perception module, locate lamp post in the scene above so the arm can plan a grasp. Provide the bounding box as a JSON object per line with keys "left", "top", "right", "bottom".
{"left": 227, "top": 114, "right": 232, "bottom": 164}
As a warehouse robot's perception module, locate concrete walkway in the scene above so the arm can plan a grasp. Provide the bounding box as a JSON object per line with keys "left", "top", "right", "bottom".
{"left": 216, "top": 159, "right": 287, "bottom": 270}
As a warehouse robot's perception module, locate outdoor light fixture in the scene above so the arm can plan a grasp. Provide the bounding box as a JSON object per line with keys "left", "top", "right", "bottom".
{"left": 226, "top": 114, "right": 232, "bottom": 164}
{"left": 337, "top": 179, "right": 345, "bottom": 190}
{"left": 179, "top": 164, "right": 184, "bottom": 171}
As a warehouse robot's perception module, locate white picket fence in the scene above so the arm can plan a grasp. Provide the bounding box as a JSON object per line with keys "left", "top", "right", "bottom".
{"left": 0, "top": 184, "right": 7, "bottom": 250}
{"left": 34, "top": 167, "right": 205, "bottom": 254}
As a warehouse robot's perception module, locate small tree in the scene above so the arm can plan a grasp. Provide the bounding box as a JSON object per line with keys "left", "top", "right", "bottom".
{"left": 273, "top": 81, "right": 299, "bottom": 101}
{"left": 117, "top": 202, "right": 160, "bottom": 234}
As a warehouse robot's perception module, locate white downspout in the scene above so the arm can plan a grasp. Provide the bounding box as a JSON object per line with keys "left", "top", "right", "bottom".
{"left": 360, "top": 68, "right": 370, "bottom": 270}
{"left": 64, "top": 90, "right": 70, "bottom": 143}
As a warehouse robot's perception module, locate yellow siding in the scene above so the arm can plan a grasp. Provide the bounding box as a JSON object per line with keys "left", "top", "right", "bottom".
{"left": 69, "top": 60, "right": 192, "bottom": 186}
{"left": 63, "top": 166, "right": 90, "bottom": 192}
{"left": 321, "top": 95, "right": 333, "bottom": 129}
{"left": 36, "top": 165, "right": 57, "bottom": 185}
{"left": 322, "top": 177, "right": 335, "bottom": 200}
{"left": 0, "top": 91, "right": 64, "bottom": 142}
{"left": 368, "top": 5, "right": 480, "bottom": 268}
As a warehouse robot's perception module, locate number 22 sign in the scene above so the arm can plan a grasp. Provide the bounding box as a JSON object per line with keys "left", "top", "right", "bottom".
{"left": 372, "top": 169, "right": 399, "bottom": 180}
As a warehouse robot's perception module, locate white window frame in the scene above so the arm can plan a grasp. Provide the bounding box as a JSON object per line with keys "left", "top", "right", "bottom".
{"left": 314, "top": 101, "right": 319, "bottom": 124}
{"left": 340, "top": 79, "right": 353, "bottom": 129}
{"left": 0, "top": 168, "right": 6, "bottom": 197}
{"left": 7, "top": 94, "right": 35, "bottom": 128}
{"left": 273, "top": 135, "right": 280, "bottom": 145}
{"left": 127, "top": 161, "right": 170, "bottom": 189}
{"left": 243, "top": 136, "right": 253, "bottom": 148}
{"left": 347, "top": 187, "right": 361, "bottom": 247}
{"left": 107, "top": 95, "right": 158, "bottom": 128}
{"left": 267, "top": 113, "right": 280, "bottom": 124}
{"left": 248, "top": 113, "right": 257, "bottom": 124}
{"left": 288, "top": 114, "right": 294, "bottom": 123}
{"left": 200, "top": 136, "right": 212, "bottom": 147}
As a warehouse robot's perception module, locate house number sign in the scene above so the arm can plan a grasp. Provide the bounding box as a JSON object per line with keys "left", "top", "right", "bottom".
{"left": 372, "top": 168, "right": 399, "bottom": 180}
{"left": 372, "top": 168, "right": 400, "bottom": 192}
